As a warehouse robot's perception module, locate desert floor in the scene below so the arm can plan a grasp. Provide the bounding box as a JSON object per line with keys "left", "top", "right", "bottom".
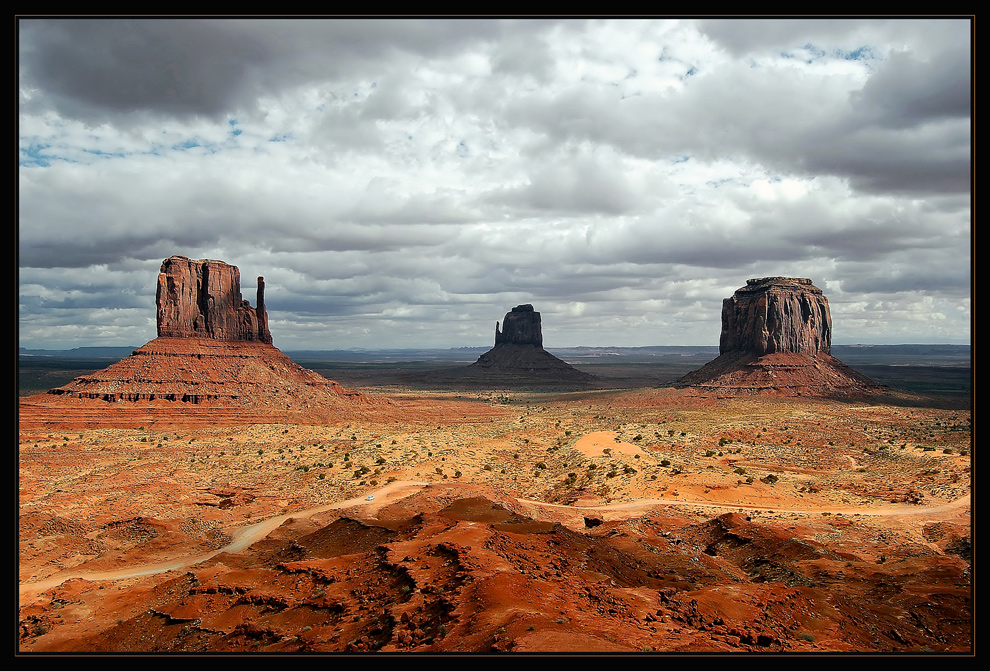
{"left": 18, "top": 385, "right": 971, "bottom": 652}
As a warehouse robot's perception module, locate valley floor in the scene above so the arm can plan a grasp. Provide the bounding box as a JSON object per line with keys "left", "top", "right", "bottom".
{"left": 18, "top": 386, "right": 972, "bottom": 653}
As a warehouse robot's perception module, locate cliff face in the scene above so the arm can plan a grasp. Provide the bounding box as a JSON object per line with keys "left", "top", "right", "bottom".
{"left": 494, "top": 304, "right": 543, "bottom": 347}
{"left": 719, "top": 277, "right": 831, "bottom": 357}
{"left": 156, "top": 256, "right": 272, "bottom": 344}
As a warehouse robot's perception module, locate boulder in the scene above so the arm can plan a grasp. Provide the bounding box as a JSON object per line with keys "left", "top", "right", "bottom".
{"left": 156, "top": 256, "right": 272, "bottom": 344}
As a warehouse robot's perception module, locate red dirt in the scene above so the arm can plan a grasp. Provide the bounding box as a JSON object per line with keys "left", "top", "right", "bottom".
{"left": 18, "top": 365, "right": 972, "bottom": 653}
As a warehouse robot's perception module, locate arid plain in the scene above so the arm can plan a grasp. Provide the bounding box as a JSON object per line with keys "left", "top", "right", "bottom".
{"left": 19, "top": 365, "right": 971, "bottom": 653}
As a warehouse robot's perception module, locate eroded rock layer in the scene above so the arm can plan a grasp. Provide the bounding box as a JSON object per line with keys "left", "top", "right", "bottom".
{"left": 20, "top": 255, "right": 374, "bottom": 428}
{"left": 23, "top": 489, "right": 971, "bottom": 653}
{"left": 495, "top": 304, "right": 543, "bottom": 346}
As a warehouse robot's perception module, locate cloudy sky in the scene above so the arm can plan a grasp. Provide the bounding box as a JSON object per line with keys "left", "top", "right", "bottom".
{"left": 18, "top": 18, "right": 971, "bottom": 350}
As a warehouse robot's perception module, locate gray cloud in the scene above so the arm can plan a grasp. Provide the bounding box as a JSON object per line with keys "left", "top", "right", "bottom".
{"left": 18, "top": 18, "right": 971, "bottom": 349}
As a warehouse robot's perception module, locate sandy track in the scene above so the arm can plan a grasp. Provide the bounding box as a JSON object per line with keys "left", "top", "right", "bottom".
{"left": 518, "top": 494, "right": 971, "bottom": 517}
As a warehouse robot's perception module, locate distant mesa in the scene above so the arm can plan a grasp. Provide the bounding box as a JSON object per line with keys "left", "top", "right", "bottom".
{"left": 677, "top": 277, "right": 880, "bottom": 397}
{"left": 468, "top": 304, "right": 594, "bottom": 381}
{"left": 19, "top": 256, "right": 375, "bottom": 429}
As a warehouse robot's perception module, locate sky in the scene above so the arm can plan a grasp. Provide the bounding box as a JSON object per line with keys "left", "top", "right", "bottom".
{"left": 18, "top": 18, "right": 972, "bottom": 350}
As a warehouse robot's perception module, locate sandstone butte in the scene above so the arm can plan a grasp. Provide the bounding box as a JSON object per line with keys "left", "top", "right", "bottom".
{"left": 18, "top": 256, "right": 378, "bottom": 430}
{"left": 677, "top": 277, "right": 881, "bottom": 397}
{"left": 468, "top": 304, "right": 594, "bottom": 381}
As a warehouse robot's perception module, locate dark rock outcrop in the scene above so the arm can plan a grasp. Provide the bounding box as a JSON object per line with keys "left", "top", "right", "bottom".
{"left": 156, "top": 256, "right": 272, "bottom": 344}
{"left": 678, "top": 277, "right": 879, "bottom": 397}
{"left": 467, "top": 305, "right": 593, "bottom": 382}
{"left": 495, "top": 304, "right": 543, "bottom": 346}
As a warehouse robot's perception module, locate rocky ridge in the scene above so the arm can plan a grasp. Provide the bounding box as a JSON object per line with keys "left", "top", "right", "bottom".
{"left": 21, "top": 487, "right": 971, "bottom": 653}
